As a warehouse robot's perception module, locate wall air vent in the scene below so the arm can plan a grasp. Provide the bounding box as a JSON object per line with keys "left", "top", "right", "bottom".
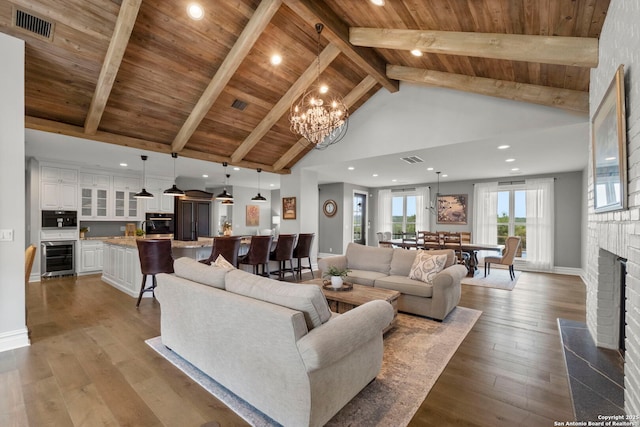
{"left": 400, "top": 156, "right": 424, "bottom": 164}
{"left": 13, "top": 8, "right": 54, "bottom": 41}
{"left": 231, "top": 99, "right": 248, "bottom": 111}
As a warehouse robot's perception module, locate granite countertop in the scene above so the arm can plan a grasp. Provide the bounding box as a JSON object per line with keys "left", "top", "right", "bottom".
{"left": 102, "top": 237, "right": 214, "bottom": 249}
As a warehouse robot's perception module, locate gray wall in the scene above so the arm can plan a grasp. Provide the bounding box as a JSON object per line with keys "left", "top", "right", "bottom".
{"left": 318, "top": 183, "right": 344, "bottom": 254}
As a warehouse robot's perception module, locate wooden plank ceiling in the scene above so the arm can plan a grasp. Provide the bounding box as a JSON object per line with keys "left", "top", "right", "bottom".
{"left": 1, "top": 0, "right": 610, "bottom": 174}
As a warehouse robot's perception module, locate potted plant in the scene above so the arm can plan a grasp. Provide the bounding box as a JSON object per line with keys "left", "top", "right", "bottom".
{"left": 323, "top": 266, "right": 351, "bottom": 289}
{"left": 135, "top": 228, "right": 145, "bottom": 237}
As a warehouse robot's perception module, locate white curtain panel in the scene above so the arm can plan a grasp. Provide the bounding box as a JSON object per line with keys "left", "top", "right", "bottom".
{"left": 415, "top": 186, "right": 430, "bottom": 232}
{"left": 525, "top": 178, "right": 554, "bottom": 271}
{"left": 473, "top": 182, "right": 498, "bottom": 244}
{"left": 377, "top": 189, "right": 393, "bottom": 239}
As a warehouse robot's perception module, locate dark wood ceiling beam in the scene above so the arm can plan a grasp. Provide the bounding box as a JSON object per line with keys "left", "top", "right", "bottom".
{"left": 272, "top": 75, "right": 378, "bottom": 171}
{"left": 386, "top": 65, "right": 589, "bottom": 113}
{"left": 171, "top": 0, "right": 282, "bottom": 153}
{"left": 84, "top": 0, "right": 142, "bottom": 135}
{"left": 26, "top": 116, "right": 290, "bottom": 174}
{"left": 351, "top": 28, "right": 599, "bottom": 68}
{"left": 282, "top": 0, "right": 399, "bottom": 93}
{"left": 230, "top": 43, "right": 341, "bottom": 163}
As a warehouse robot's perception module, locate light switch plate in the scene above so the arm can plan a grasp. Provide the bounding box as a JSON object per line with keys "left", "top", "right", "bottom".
{"left": 0, "top": 229, "right": 14, "bottom": 241}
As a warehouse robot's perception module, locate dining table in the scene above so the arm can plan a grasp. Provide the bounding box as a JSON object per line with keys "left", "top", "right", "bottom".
{"left": 384, "top": 239, "right": 504, "bottom": 277}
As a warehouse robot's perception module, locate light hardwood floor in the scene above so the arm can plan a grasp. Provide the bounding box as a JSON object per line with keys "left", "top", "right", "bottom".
{"left": 2, "top": 270, "right": 585, "bottom": 426}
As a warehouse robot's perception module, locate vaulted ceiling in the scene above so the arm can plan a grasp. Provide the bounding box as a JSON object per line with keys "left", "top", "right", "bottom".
{"left": 1, "top": 0, "right": 610, "bottom": 175}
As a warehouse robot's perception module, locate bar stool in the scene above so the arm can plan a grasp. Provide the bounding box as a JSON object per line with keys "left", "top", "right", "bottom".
{"left": 200, "top": 236, "right": 242, "bottom": 267}
{"left": 238, "top": 235, "right": 273, "bottom": 276}
{"left": 269, "top": 234, "right": 296, "bottom": 280}
{"left": 136, "top": 239, "right": 174, "bottom": 307}
{"left": 293, "top": 233, "right": 314, "bottom": 279}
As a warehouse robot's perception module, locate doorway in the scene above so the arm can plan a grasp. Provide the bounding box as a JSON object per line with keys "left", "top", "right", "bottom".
{"left": 353, "top": 193, "right": 367, "bottom": 245}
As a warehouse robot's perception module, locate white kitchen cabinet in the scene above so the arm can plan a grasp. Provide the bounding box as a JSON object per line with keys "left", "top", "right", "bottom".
{"left": 144, "top": 177, "right": 176, "bottom": 213}
{"left": 41, "top": 166, "right": 78, "bottom": 210}
{"left": 79, "top": 240, "right": 104, "bottom": 273}
{"left": 102, "top": 242, "right": 145, "bottom": 298}
{"left": 79, "top": 173, "right": 111, "bottom": 219}
{"left": 113, "top": 176, "right": 143, "bottom": 220}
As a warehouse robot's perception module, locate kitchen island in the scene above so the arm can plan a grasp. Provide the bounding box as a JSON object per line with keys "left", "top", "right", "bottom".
{"left": 101, "top": 237, "right": 213, "bottom": 298}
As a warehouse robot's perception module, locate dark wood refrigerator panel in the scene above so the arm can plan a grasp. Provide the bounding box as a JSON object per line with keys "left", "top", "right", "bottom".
{"left": 174, "top": 190, "right": 213, "bottom": 241}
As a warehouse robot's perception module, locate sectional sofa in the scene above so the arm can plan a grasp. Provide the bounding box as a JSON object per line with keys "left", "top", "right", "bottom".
{"left": 156, "top": 257, "right": 394, "bottom": 427}
{"left": 318, "top": 243, "right": 467, "bottom": 321}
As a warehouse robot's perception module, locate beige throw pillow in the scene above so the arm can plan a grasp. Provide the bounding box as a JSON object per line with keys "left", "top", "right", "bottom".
{"left": 213, "top": 254, "right": 235, "bottom": 270}
{"left": 408, "top": 250, "right": 448, "bottom": 284}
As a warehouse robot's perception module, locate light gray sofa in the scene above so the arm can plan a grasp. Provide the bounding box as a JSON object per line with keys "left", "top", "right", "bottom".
{"left": 318, "top": 243, "right": 467, "bottom": 321}
{"left": 156, "top": 257, "right": 394, "bottom": 427}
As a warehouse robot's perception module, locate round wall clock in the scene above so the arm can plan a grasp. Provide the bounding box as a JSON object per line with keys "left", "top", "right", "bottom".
{"left": 323, "top": 199, "right": 337, "bottom": 217}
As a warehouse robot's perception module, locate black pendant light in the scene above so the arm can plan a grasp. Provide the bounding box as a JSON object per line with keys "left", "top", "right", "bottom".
{"left": 163, "top": 152, "right": 185, "bottom": 196}
{"left": 134, "top": 155, "right": 154, "bottom": 199}
{"left": 216, "top": 162, "right": 233, "bottom": 201}
{"left": 251, "top": 168, "right": 267, "bottom": 203}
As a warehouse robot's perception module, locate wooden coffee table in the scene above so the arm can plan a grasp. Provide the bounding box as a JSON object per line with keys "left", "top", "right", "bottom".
{"left": 301, "top": 278, "right": 400, "bottom": 332}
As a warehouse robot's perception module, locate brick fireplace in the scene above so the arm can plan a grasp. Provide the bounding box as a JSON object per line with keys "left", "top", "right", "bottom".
{"left": 586, "top": 0, "right": 640, "bottom": 416}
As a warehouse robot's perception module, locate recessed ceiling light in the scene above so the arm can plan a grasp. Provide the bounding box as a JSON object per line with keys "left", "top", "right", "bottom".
{"left": 498, "top": 145, "right": 510, "bottom": 150}
{"left": 505, "top": 158, "right": 516, "bottom": 162}
{"left": 119, "top": 163, "right": 127, "bottom": 167}
{"left": 442, "top": 174, "right": 448, "bottom": 178}
{"left": 202, "top": 174, "right": 208, "bottom": 178}
{"left": 427, "top": 167, "right": 434, "bottom": 171}
{"left": 348, "top": 166, "right": 355, "bottom": 170}
{"left": 370, "top": 0, "right": 385, "bottom": 5}
{"left": 270, "top": 54, "right": 282, "bottom": 66}
{"left": 391, "top": 179, "right": 397, "bottom": 182}
{"left": 511, "top": 168, "right": 520, "bottom": 171}
{"left": 319, "top": 85, "right": 329, "bottom": 94}
{"left": 372, "top": 174, "right": 378, "bottom": 177}
{"left": 410, "top": 49, "right": 423, "bottom": 57}
{"left": 270, "top": 183, "right": 275, "bottom": 187}
{"left": 186, "top": 3, "right": 204, "bottom": 20}
{"left": 233, "top": 167, "right": 240, "bottom": 171}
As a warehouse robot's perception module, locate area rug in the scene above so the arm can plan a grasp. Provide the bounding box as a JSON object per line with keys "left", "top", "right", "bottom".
{"left": 461, "top": 268, "right": 520, "bottom": 290}
{"left": 146, "top": 306, "right": 481, "bottom": 427}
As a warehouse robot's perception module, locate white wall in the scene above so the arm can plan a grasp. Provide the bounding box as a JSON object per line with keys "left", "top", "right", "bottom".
{"left": 587, "top": 0, "right": 640, "bottom": 415}
{"left": 0, "top": 33, "right": 28, "bottom": 351}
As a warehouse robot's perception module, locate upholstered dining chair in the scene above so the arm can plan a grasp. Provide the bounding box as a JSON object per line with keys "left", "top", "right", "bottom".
{"left": 136, "top": 239, "right": 174, "bottom": 307}
{"left": 484, "top": 236, "right": 521, "bottom": 280}
{"left": 238, "top": 235, "right": 273, "bottom": 276}
{"left": 200, "top": 236, "right": 242, "bottom": 267}
{"left": 269, "top": 234, "right": 296, "bottom": 280}
{"left": 293, "top": 233, "right": 315, "bottom": 279}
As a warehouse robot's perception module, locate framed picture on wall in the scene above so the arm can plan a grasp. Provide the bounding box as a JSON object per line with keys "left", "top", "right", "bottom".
{"left": 282, "top": 197, "right": 296, "bottom": 220}
{"left": 592, "top": 64, "right": 627, "bottom": 213}
{"left": 437, "top": 194, "right": 468, "bottom": 225}
{"left": 246, "top": 205, "right": 259, "bottom": 227}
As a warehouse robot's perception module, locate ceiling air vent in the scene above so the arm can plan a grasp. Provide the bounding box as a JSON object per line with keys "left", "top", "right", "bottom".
{"left": 13, "top": 8, "right": 54, "bottom": 41}
{"left": 231, "top": 99, "right": 248, "bottom": 111}
{"left": 400, "top": 155, "right": 424, "bottom": 164}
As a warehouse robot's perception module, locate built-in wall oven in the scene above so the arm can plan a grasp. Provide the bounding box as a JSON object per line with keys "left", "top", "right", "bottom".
{"left": 145, "top": 213, "right": 174, "bottom": 234}
{"left": 41, "top": 240, "right": 75, "bottom": 277}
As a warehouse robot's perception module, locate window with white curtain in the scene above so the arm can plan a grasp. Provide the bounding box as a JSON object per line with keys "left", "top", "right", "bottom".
{"left": 377, "top": 187, "right": 429, "bottom": 239}
{"left": 497, "top": 186, "right": 526, "bottom": 258}
{"left": 392, "top": 193, "right": 416, "bottom": 237}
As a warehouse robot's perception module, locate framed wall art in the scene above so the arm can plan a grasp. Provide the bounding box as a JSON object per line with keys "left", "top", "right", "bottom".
{"left": 246, "top": 205, "right": 259, "bottom": 227}
{"left": 437, "top": 194, "right": 468, "bottom": 225}
{"left": 282, "top": 197, "right": 296, "bottom": 220}
{"left": 592, "top": 64, "right": 627, "bottom": 213}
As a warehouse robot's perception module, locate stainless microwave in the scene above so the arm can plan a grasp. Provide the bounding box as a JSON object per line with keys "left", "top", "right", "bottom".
{"left": 41, "top": 210, "right": 77, "bottom": 229}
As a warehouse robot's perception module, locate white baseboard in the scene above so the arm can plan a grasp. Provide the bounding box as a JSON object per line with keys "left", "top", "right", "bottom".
{"left": 0, "top": 328, "right": 30, "bottom": 352}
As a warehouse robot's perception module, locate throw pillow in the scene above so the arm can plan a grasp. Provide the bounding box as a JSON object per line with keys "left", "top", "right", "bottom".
{"left": 213, "top": 254, "right": 236, "bottom": 270}
{"left": 408, "top": 250, "right": 448, "bottom": 284}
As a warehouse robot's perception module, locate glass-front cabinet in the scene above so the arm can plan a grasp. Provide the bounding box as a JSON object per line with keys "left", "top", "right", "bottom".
{"left": 78, "top": 173, "right": 110, "bottom": 219}
{"left": 113, "top": 176, "right": 142, "bottom": 220}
